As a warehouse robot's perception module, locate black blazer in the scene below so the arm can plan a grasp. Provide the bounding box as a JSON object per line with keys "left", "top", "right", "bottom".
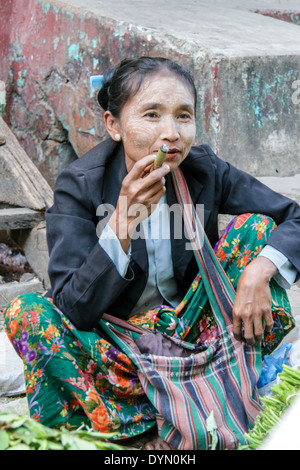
{"left": 46, "top": 138, "right": 300, "bottom": 330}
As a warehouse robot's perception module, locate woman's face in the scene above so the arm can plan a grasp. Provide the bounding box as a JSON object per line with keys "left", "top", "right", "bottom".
{"left": 107, "top": 70, "right": 196, "bottom": 172}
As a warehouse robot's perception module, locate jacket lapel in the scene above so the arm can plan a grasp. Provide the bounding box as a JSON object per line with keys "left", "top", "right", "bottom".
{"left": 101, "top": 142, "right": 127, "bottom": 208}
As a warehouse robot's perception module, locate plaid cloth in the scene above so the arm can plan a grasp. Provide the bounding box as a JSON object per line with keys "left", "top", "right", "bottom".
{"left": 99, "top": 167, "right": 264, "bottom": 450}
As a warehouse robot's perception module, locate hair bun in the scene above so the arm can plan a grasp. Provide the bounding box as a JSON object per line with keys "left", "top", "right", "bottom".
{"left": 97, "top": 67, "right": 117, "bottom": 111}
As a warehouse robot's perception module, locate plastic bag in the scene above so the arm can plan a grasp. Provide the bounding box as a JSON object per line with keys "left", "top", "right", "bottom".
{"left": 257, "top": 343, "right": 292, "bottom": 389}
{"left": 289, "top": 339, "right": 300, "bottom": 368}
{"left": 0, "top": 332, "right": 25, "bottom": 397}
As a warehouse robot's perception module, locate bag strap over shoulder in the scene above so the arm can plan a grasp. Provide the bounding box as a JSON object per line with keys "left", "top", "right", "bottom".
{"left": 172, "top": 167, "right": 235, "bottom": 323}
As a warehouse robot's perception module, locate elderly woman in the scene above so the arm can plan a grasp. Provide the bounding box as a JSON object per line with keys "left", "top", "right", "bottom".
{"left": 4, "top": 57, "right": 300, "bottom": 450}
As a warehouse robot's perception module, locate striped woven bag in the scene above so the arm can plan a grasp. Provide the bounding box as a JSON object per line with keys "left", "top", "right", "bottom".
{"left": 100, "top": 167, "right": 263, "bottom": 450}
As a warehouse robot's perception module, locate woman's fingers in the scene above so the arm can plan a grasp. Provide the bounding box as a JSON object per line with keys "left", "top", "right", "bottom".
{"left": 128, "top": 153, "right": 157, "bottom": 179}
{"left": 122, "top": 156, "right": 170, "bottom": 212}
{"left": 139, "top": 175, "right": 167, "bottom": 203}
{"left": 232, "top": 315, "right": 243, "bottom": 342}
{"left": 233, "top": 300, "right": 271, "bottom": 345}
{"left": 123, "top": 155, "right": 170, "bottom": 194}
{"left": 232, "top": 303, "right": 258, "bottom": 345}
{"left": 243, "top": 313, "right": 258, "bottom": 346}
{"left": 115, "top": 154, "right": 171, "bottom": 240}
{"left": 233, "top": 304, "right": 274, "bottom": 346}
{"left": 232, "top": 257, "right": 276, "bottom": 346}
{"left": 233, "top": 309, "right": 273, "bottom": 346}
{"left": 253, "top": 315, "right": 264, "bottom": 344}
{"left": 127, "top": 153, "right": 169, "bottom": 180}
{"left": 264, "top": 308, "right": 274, "bottom": 333}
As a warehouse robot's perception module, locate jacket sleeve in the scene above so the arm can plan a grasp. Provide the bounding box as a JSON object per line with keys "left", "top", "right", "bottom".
{"left": 45, "top": 166, "right": 134, "bottom": 331}
{"left": 207, "top": 147, "right": 300, "bottom": 280}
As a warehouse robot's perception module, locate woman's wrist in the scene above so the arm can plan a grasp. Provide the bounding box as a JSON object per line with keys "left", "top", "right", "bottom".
{"left": 247, "top": 256, "right": 278, "bottom": 282}
{"left": 108, "top": 210, "right": 132, "bottom": 253}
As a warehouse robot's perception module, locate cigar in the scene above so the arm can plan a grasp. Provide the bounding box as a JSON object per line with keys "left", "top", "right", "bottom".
{"left": 150, "top": 144, "right": 169, "bottom": 172}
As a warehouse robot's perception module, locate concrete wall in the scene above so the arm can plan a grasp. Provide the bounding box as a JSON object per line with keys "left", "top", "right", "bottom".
{"left": 0, "top": 0, "right": 300, "bottom": 187}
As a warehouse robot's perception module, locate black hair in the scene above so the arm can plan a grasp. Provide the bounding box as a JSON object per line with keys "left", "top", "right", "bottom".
{"left": 97, "top": 57, "right": 197, "bottom": 118}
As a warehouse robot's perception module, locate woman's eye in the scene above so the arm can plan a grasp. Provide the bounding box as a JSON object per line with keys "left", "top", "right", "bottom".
{"left": 179, "top": 113, "right": 191, "bottom": 120}
{"left": 145, "top": 112, "right": 159, "bottom": 118}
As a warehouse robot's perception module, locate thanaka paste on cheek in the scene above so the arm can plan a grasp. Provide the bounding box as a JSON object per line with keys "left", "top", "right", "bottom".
{"left": 119, "top": 72, "right": 196, "bottom": 172}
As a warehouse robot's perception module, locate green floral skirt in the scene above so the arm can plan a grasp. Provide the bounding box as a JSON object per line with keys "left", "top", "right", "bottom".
{"left": 3, "top": 214, "right": 295, "bottom": 440}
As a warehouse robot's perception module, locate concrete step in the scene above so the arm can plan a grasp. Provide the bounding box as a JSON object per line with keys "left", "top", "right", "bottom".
{"left": 257, "top": 174, "right": 300, "bottom": 205}
{"left": 0, "top": 277, "right": 45, "bottom": 331}
{"left": 0, "top": 207, "right": 44, "bottom": 230}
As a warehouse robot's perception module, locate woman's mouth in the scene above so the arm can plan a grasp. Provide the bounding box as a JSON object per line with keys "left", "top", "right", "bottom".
{"left": 165, "top": 149, "right": 180, "bottom": 159}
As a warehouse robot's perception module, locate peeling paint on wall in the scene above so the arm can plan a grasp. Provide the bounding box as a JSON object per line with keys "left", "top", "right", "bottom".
{"left": 245, "top": 70, "right": 295, "bottom": 127}
{"left": 41, "top": 1, "right": 51, "bottom": 14}
{"left": 53, "top": 37, "right": 60, "bottom": 50}
{"left": 68, "top": 43, "right": 80, "bottom": 60}
{"left": 253, "top": 9, "right": 300, "bottom": 26}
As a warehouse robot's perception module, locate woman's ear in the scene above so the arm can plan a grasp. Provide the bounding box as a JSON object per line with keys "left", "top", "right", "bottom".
{"left": 104, "top": 111, "right": 122, "bottom": 142}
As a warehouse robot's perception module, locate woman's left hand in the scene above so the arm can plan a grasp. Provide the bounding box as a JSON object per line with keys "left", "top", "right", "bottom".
{"left": 232, "top": 256, "right": 278, "bottom": 345}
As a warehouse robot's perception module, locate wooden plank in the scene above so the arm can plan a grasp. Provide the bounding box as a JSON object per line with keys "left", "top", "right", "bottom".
{"left": 0, "top": 117, "right": 53, "bottom": 210}
{"left": 0, "top": 208, "right": 44, "bottom": 230}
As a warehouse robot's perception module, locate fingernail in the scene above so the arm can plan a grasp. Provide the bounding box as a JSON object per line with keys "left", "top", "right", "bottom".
{"left": 233, "top": 332, "right": 242, "bottom": 341}
{"left": 246, "top": 338, "right": 256, "bottom": 346}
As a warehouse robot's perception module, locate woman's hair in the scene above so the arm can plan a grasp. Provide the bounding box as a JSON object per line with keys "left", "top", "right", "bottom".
{"left": 97, "top": 57, "right": 197, "bottom": 117}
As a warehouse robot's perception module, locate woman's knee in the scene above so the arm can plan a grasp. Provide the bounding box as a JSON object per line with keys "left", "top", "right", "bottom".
{"left": 234, "top": 212, "right": 275, "bottom": 229}
{"left": 229, "top": 213, "right": 276, "bottom": 245}
{"left": 4, "top": 293, "right": 54, "bottom": 341}
{"left": 215, "top": 212, "right": 278, "bottom": 278}
{"left": 4, "top": 293, "right": 65, "bottom": 363}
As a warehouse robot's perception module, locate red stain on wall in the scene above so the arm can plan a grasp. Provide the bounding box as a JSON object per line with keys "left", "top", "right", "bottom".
{"left": 1, "top": 0, "right": 195, "bottom": 186}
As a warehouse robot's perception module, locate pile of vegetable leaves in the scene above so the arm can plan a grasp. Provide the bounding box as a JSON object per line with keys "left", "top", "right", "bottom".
{"left": 1, "top": 364, "right": 299, "bottom": 450}
{"left": 239, "top": 364, "right": 300, "bottom": 450}
{"left": 0, "top": 413, "right": 124, "bottom": 450}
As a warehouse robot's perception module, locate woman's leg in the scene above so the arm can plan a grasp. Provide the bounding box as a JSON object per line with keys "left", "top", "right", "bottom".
{"left": 3, "top": 293, "right": 156, "bottom": 436}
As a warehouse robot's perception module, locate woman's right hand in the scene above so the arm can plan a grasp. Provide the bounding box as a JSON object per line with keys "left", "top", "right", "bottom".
{"left": 108, "top": 154, "right": 170, "bottom": 252}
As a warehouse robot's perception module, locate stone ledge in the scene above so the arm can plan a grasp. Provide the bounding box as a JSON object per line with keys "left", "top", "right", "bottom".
{"left": 0, "top": 208, "right": 44, "bottom": 231}
{"left": 257, "top": 174, "right": 300, "bottom": 205}
{"left": 11, "top": 222, "right": 51, "bottom": 290}
{"left": 0, "top": 278, "right": 45, "bottom": 331}
{"left": 64, "top": 0, "right": 300, "bottom": 57}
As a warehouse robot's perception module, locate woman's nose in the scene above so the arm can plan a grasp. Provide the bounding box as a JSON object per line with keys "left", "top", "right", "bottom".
{"left": 160, "top": 117, "right": 180, "bottom": 141}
